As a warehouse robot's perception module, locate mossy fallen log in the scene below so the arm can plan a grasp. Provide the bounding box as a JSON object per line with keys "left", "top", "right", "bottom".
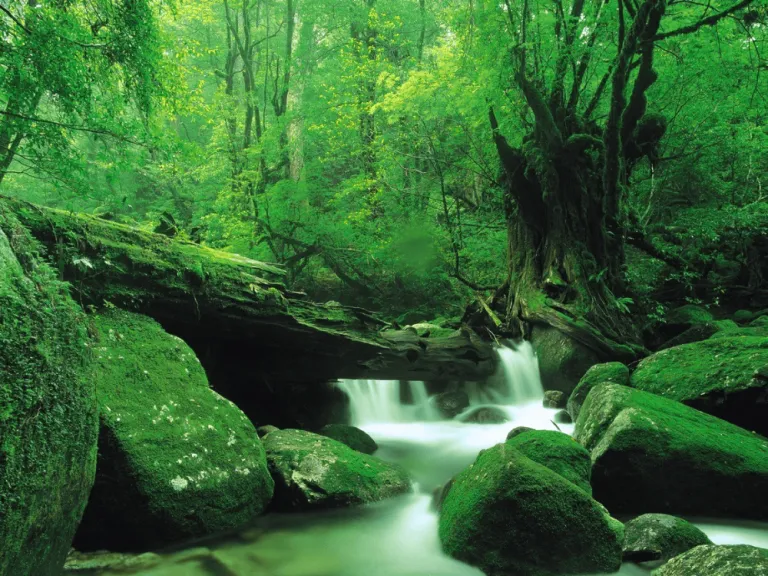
{"left": 0, "top": 196, "right": 495, "bottom": 383}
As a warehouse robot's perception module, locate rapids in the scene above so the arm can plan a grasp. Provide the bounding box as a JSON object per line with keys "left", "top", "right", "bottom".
{"left": 84, "top": 343, "right": 768, "bottom": 576}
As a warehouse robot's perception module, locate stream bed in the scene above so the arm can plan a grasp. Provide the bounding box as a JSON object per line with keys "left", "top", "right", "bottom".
{"left": 70, "top": 344, "right": 768, "bottom": 576}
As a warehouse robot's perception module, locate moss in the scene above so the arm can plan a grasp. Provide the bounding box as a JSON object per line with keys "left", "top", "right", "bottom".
{"left": 506, "top": 430, "right": 592, "bottom": 494}
{"left": 0, "top": 208, "right": 98, "bottom": 576}
{"left": 623, "top": 514, "right": 711, "bottom": 563}
{"left": 575, "top": 384, "right": 768, "bottom": 519}
{"left": 438, "top": 443, "right": 623, "bottom": 576}
{"left": 709, "top": 325, "right": 768, "bottom": 339}
{"left": 733, "top": 310, "right": 756, "bottom": 323}
{"left": 666, "top": 304, "right": 714, "bottom": 326}
{"left": 74, "top": 309, "right": 274, "bottom": 551}
{"left": 318, "top": 424, "right": 378, "bottom": 454}
{"left": 567, "top": 361, "right": 629, "bottom": 421}
{"left": 653, "top": 545, "right": 768, "bottom": 575}
{"left": 264, "top": 429, "right": 411, "bottom": 511}
{"left": 631, "top": 337, "right": 768, "bottom": 401}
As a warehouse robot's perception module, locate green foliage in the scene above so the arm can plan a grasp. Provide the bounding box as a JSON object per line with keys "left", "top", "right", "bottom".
{"left": 2, "top": 0, "right": 766, "bottom": 322}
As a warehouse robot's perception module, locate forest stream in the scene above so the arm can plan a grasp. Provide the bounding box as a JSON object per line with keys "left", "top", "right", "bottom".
{"left": 70, "top": 344, "right": 768, "bottom": 576}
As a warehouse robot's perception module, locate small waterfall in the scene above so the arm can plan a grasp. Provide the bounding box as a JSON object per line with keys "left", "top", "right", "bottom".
{"left": 464, "top": 341, "right": 544, "bottom": 406}
{"left": 497, "top": 341, "right": 544, "bottom": 403}
{"left": 339, "top": 341, "right": 544, "bottom": 426}
{"left": 337, "top": 379, "right": 439, "bottom": 425}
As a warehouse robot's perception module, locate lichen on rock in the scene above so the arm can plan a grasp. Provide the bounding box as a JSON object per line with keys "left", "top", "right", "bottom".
{"left": 74, "top": 309, "right": 274, "bottom": 551}
{"left": 264, "top": 429, "right": 411, "bottom": 511}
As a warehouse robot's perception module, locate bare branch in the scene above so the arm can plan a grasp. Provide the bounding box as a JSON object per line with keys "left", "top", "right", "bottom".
{"left": 0, "top": 110, "right": 147, "bottom": 147}
{"left": 653, "top": 0, "right": 755, "bottom": 40}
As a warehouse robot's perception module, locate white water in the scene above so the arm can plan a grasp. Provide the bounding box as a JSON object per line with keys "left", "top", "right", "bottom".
{"left": 336, "top": 379, "right": 440, "bottom": 425}
{"left": 88, "top": 342, "right": 768, "bottom": 576}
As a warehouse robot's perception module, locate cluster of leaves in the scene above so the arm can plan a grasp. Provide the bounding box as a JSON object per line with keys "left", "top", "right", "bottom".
{"left": 2, "top": 0, "right": 766, "bottom": 323}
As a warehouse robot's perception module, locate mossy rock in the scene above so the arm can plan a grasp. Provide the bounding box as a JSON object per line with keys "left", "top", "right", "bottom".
{"left": 531, "top": 325, "right": 601, "bottom": 396}
{"left": 709, "top": 325, "right": 768, "bottom": 339}
{"left": 543, "top": 390, "right": 566, "bottom": 409}
{"left": 575, "top": 384, "right": 768, "bottom": 520}
{"left": 457, "top": 406, "right": 509, "bottom": 424}
{"left": 0, "top": 214, "right": 98, "bottom": 576}
{"left": 438, "top": 443, "right": 623, "bottom": 576}
{"left": 567, "top": 362, "right": 629, "bottom": 421}
{"left": 652, "top": 545, "right": 768, "bottom": 575}
{"left": 318, "top": 424, "right": 378, "bottom": 454}
{"left": 623, "top": 514, "right": 711, "bottom": 563}
{"left": 657, "top": 322, "right": 719, "bottom": 350}
{"left": 666, "top": 305, "right": 715, "bottom": 326}
{"left": 264, "top": 429, "right": 411, "bottom": 511}
{"left": 752, "top": 315, "right": 768, "bottom": 328}
{"left": 630, "top": 337, "right": 768, "bottom": 435}
{"left": 505, "top": 430, "right": 592, "bottom": 494}
{"left": 256, "top": 425, "right": 280, "bottom": 438}
{"left": 734, "top": 310, "right": 756, "bottom": 324}
{"left": 432, "top": 390, "right": 470, "bottom": 418}
{"left": 74, "top": 310, "right": 274, "bottom": 552}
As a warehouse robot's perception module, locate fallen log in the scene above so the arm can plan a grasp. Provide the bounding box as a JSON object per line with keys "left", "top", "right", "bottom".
{"left": 1, "top": 196, "right": 495, "bottom": 383}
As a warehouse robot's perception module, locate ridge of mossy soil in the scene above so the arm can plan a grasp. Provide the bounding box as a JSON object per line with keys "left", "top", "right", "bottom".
{"left": 74, "top": 309, "right": 274, "bottom": 551}
{"left": 576, "top": 383, "right": 768, "bottom": 519}
{"left": 0, "top": 207, "right": 98, "bottom": 576}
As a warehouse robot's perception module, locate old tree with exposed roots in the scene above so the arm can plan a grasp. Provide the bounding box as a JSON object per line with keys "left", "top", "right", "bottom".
{"left": 484, "top": 0, "right": 757, "bottom": 354}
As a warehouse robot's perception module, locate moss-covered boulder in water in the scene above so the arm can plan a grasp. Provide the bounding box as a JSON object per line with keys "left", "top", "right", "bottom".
{"left": 0, "top": 214, "right": 98, "bottom": 576}
{"left": 630, "top": 337, "right": 768, "bottom": 435}
{"left": 576, "top": 384, "right": 768, "bottom": 520}
{"left": 264, "top": 429, "right": 411, "bottom": 510}
{"left": 438, "top": 443, "right": 623, "bottom": 576}
{"left": 567, "top": 362, "right": 630, "bottom": 421}
{"left": 505, "top": 430, "right": 592, "bottom": 495}
{"left": 74, "top": 310, "right": 274, "bottom": 551}
{"left": 652, "top": 545, "right": 768, "bottom": 576}
{"left": 623, "top": 514, "right": 711, "bottom": 563}
{"left": 319, "top": 424, "right": 377, "bottom": 454}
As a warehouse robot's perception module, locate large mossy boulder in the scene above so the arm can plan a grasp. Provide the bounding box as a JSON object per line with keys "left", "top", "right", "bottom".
{"left": 630, "top": 337, "right": 768, "bottom": 435}
{"left": 531, "top": 325, "right": 601, "bottom": 396}
{"left": 74, "top": 310, "right": 274, "bottom": 552}
{"left": 652, "top": 545, "right": 768, "bottom": 575}
{"left": 0, "top": 216, "right": 98, "bottom": 576}
{"left": 438, "top": 443, "right": 623, "bottom": 576}
{"left": 506, "top": 430, "right": 592, "bottom": 495}
{"left": 318, "top": 424, "right": 377, "bottom": 454}
{"left": 567, "top": 361, "right": 630, "bottom": 421}
{"left": 264, "top": 429, "right": 411, "bottom": 511}
{"left": 575, "top": 383, "right": 768, "bottom": 520}
{"left": 623, "top": 514, "right": 711, "bottom": 563}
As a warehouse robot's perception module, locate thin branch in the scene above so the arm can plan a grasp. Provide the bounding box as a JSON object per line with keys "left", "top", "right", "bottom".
{"left": 0, "top": 110, "right": 147, "bottom": 147}
{"left": 653, "top": 0, "right": 755, "bottom": 40}
{"left": 0, "top": 6, "right": 30, "bottom": 34}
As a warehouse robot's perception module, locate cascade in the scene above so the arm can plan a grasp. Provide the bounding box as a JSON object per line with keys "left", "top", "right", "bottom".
{"left": 336, "top": 379, "right": 439, "bottom": 425}
{"left": 338, "top": 341, "right": 544, "bottom": 425}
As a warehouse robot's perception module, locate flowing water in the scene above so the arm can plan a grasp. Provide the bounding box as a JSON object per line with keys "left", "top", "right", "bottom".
{"left": 80, "top": 342, "right": 768, "bottom": 576}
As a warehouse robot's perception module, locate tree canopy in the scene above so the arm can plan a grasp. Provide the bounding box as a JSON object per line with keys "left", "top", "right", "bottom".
{"left": 2, "top": 0, "right": 766, "bottom": 334}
